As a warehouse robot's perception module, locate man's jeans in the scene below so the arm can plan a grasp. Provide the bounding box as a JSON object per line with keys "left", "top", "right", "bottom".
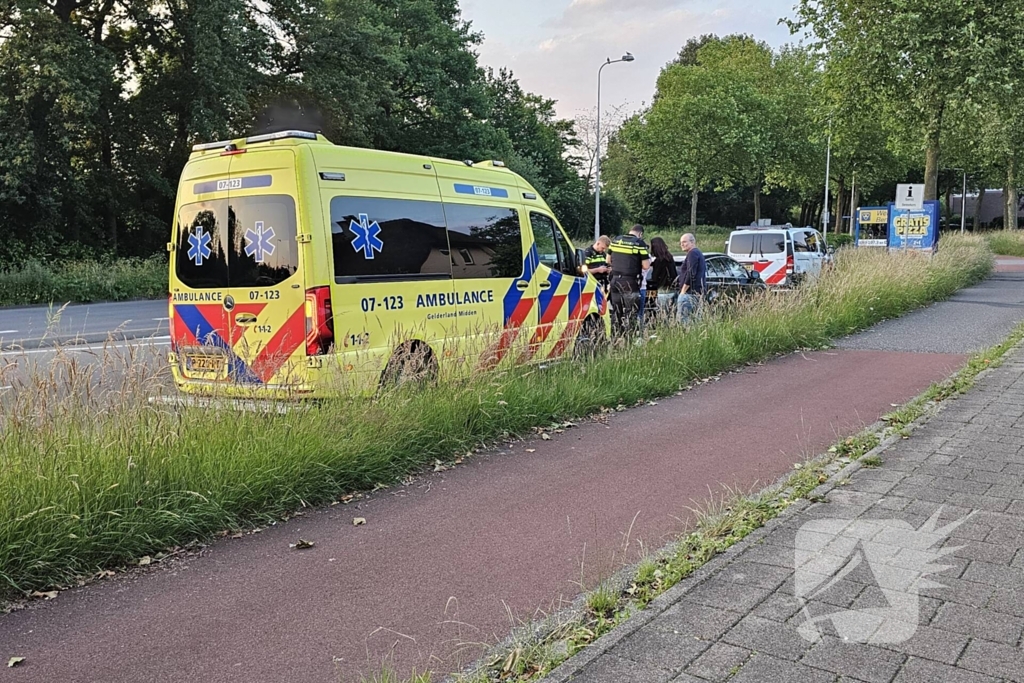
{"left": 676, "top": 292, "right": 699, "bottom": 324}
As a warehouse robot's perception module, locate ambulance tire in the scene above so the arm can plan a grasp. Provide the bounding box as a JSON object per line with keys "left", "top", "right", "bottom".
{"left": 573, "top": 315, "right": 608, "bottom": 360}
{"left": 380, "top": 341, "right": 438, "bottom": 389}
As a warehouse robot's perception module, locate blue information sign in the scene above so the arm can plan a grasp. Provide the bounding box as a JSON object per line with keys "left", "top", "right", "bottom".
{"left": 888, "top": 200, "right": 940, "bottom": 252}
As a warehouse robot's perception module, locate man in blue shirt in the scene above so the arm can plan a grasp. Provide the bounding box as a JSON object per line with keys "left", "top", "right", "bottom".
{"left": 676, "top": 233, "right": 705, "bottom": 324}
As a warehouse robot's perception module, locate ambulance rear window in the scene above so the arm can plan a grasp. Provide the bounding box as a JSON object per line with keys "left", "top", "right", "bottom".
{"left": 729, "top": 232, "right": 785, "bottom": 256}
{"left": 175, "top": 196, "right": 298, "bottom": 289}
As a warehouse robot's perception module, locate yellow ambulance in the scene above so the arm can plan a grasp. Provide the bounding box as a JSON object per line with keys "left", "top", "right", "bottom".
{"left": 167, "top": 130, "right": 608, "bottom": 397}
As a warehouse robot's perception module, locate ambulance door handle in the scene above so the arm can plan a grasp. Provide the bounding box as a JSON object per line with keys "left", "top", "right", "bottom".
{"left": 539, "top": 281, "right": 552, "bottom": 290}
{"left": 516, "top": 280, "right": 530, "bottom": 291}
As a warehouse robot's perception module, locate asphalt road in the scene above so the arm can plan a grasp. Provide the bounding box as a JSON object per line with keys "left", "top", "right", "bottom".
{"left": 0, "top": 299, "right": 168, "bottom": 350}
{"left": 1, "top": 261, "right": 1022, "bottom": 681}
{"left": 837, "top": 268, "right": 1024, "bottom": 354}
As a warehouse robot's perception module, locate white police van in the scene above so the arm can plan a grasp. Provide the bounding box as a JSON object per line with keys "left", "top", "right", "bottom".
{"left": 726, "top": 225, "right": 829, "bottom": 287}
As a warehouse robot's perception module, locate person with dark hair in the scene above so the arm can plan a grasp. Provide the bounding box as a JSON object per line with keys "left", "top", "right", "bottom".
{"left": 607, "top": 224, "right": 650, "bottom": 337}
{"left": 646, "top": 236, "right": 678, "bottom": 319}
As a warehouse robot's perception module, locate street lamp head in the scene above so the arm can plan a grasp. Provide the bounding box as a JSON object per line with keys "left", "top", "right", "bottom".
{"left": 622, "top": 52, "right": 635, "bottom": 62}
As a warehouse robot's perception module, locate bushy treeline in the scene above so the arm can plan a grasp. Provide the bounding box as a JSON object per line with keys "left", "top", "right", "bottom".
{"left": 0, "top": 0, "right": 625, "bottom": 264}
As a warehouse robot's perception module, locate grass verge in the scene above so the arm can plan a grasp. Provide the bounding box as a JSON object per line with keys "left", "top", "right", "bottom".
{"left": 983, "top": 230, "right": 1024, "bottom": 257}
{"left": 442, "top": 318, "right": 1024, "bottom": 683}
{"left": 0, "top": 257, "right": 167, "bottom": 306}
{"left": 0, "top": 237, "right": 992, "bottom": 600}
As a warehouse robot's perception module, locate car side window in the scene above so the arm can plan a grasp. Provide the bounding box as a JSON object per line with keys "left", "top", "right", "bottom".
{"left": 792, "top": 230, "right": 812, "bottom": 253}
{"left": 805, "top": 230, "right": 820, "bottom": 253}
{"left": 706, "top": 257, "right": 727, "bottom": 278}
{"left": 724, "top": 259, "right": 749, "bottom": 279}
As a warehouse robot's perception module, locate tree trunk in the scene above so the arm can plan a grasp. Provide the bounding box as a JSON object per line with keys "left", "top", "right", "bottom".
{"left": 1007, "top": 158, "right": 1019, "bottom": 231}
{"left": 101, "top": 123, "right": 117, "bottom": 254}
{"left": 975, "top": 187, "right": 987, "bottom": 230}
{"left": 753, "top": 183, "right": 761, "bottom": 223}
{"left": 690, "top": 186, "right": 698, "bottom": 228}
{"left": 833, "top": 177, "right": 846, "bottom": 236}
{"left": 924, "top": 100, "right": 945, "bottom": 201}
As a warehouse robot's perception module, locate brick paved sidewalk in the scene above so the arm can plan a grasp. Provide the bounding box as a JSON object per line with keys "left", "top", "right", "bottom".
{"left": 542, "top": 347, "right": 1024, "bottom": 683}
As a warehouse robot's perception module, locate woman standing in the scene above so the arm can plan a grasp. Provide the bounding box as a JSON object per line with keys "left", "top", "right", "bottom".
{"left": 646, "top": 237, "right": 678, "bottom": 321}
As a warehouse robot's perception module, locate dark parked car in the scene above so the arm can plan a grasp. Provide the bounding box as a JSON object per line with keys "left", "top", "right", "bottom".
{"left": 673, "top": 252, "right": 768, "bottom": 303}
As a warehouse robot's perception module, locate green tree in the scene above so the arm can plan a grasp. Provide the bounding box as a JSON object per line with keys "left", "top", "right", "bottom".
{"left": 791, "top": 0, "right": 1022, "bottom": 201}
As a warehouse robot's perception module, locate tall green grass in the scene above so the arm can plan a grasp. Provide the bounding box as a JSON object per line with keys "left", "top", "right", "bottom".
{"left": 985, "top": 231, "right": 1024, "bottom": 257}
{"left": 0, "top": 237, "right": 993, "bottom": 597}
{"left": 0, "top": 257, "right": 167, "bottom": 306}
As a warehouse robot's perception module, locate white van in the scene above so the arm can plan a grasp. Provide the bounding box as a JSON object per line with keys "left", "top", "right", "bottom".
{"left": 726, "top": 226, "right": 828, "bottom": 287}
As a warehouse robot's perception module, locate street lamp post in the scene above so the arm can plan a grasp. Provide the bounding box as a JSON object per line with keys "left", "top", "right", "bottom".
{"left": 822, "top": 117, "right": 832, "bottom": 240}
{"left": 594, "top": 52, "right": 634, "bottom": 241}
{"left": 961, "top": 171, "right": 968, "bottom": 234}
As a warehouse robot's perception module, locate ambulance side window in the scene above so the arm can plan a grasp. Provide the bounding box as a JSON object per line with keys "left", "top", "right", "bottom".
{"left": 443, "top": 204, "right": 523, "bottom": 279}
{"left": 530, "top": 213, "right": 560, "bottom": 271}
{"left": 175, "top": 200, "right": 230, "bottom": 289}
{"left": 331, "top": 197, "right": 451, "bottom": 282}
{"left": 530, "top": 212, "right": 576, "bottom": 277}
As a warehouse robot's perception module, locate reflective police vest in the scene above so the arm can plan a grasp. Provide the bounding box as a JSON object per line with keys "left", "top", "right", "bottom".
{"left": 608, "top": 235, "right": 649, "bottom": 278}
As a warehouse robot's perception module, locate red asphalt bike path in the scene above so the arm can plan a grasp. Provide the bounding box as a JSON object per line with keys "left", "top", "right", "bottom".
{"left": 1, "top": 347, "right": 966, "bottom": 682}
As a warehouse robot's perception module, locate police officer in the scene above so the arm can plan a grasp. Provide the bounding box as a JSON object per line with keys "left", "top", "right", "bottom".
{"left": 582, "top": 235, "right": 611, "bottom": 290}
{"left": 607, "top": 224, "right": 650, "bottom": 337}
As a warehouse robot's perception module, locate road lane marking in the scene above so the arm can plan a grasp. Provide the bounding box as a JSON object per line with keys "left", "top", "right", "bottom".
{"left": 0, "top": 330, "right": 18, "bottom": 334}
{"left": 153, "top": 318, "right": 169, "bottom": 321}
{"left": 0, "top": 336, "right": 171, "bottom": 357}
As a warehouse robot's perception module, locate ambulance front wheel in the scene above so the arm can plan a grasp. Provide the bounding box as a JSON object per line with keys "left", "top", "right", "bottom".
{"left": 380, "top": 341, "right": 439, "bottom": 389}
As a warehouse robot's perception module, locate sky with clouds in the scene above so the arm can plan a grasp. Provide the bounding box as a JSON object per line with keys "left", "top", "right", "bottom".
{"left": 460, "top": 0, "right": 801, "bottom": 119}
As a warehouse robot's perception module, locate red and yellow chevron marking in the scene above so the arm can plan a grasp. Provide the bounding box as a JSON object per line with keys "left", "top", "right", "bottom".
{"left": 172, "top": 302, "right": 305, "bottom": 384}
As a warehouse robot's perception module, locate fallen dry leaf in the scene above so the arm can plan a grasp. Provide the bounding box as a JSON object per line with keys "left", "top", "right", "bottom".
{"left": 230, "top": 532, "right": 244, "bottom": 539}
{"left": 540, "top": 433, "right": 551, "bottom": 440}
{"left": 138, "top": 556, "right": 152, "bottom": 566}
{"left": 525, "top": 448, "right": 536, "bottom": 453}
{"left": 30, "top": 591, "right": 58, "bottom": 600}
{"left": 95, "top": 570, "right": 115, "bottom": 579}
{"left": 352, "top": 517, "right": 367, "bottom": 527}
{"left": 7, "top": 657, "right": 25, "bottom": 668}
{"left": 289, "top": 539, "right": 315, "bottom": 549}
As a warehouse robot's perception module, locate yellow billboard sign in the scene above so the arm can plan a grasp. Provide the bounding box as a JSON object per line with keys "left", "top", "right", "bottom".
{"left": 858, "top": 209, "right": 888, "bottom": 225}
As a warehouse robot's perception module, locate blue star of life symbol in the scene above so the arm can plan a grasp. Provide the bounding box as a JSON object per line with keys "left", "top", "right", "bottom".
{"left": 349, "top": 213, "right": 384, "bottom": 260}
{"left": 188, "top": 226, "right": 212, "bottom": 266}
{"left": 244, "top": 221, "right": 276, "bottom": 263}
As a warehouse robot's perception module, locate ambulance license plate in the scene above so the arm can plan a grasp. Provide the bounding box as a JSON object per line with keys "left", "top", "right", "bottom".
{"left": 185, "top": 354, "right": 226, "bottom": 375}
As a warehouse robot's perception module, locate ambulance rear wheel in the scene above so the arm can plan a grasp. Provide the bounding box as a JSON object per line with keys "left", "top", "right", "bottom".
{"left": 573, "top": 316, "right": 607, "bottom": 360}
{"left": 381, "top": 341, "right": 438, "bottom": 389}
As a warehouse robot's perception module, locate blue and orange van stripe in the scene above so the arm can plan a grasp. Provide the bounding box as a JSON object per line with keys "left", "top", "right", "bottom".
{"left": 548, "top": 280, "right": 593, "bottom": 358}
{"left": 173, "top": 304, "right": 262, "bottom": 383}
{"left": 483, "top": 246, "right": 540, "bottom": 368}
